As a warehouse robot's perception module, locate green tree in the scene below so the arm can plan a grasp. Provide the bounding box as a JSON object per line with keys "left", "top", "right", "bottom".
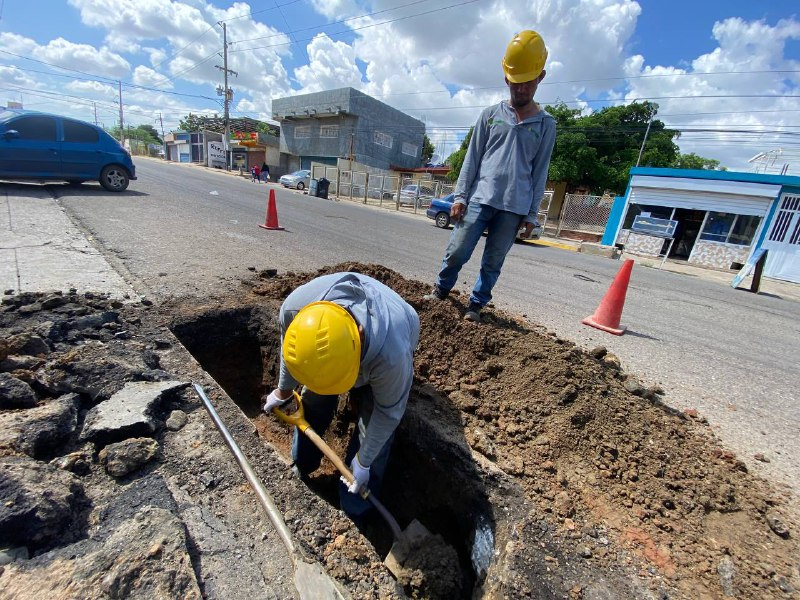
{"left": 442, "top": 102, "right": 699, "bottom": 193}
{"left": 545, "top": 101, "right": 681, "bottom": 194}
{"left": 136, "top": 124, "right": 162, "bottom": 144}
{"left": 422, "top": 134, "right": 435, "bottom": 165}
{"left": 178, "top": 112, "right": 214, "bottom": 132}
{"left": 109, "top": 125, "right": 161, "bottom": 146}
{"left": 673, "top": 152, "right": 725, "bottom": 171}
{"left": 445, "top": 128, "right": 473, "bottom": 182}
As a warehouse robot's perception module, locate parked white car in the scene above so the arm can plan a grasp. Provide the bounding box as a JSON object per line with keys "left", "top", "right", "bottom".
{"left": 397, "top": 184, "right": 434, "bottom": 206}
{"left": 279, "top": 169, "right": 311, "bottom": 190}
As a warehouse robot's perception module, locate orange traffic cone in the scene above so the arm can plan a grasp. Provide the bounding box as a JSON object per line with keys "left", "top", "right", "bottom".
{"left": 582, "top": 259, "right": 634, "bottom": 335}
{"left": 259, "top": 188, "right": 284, "bottom": 231}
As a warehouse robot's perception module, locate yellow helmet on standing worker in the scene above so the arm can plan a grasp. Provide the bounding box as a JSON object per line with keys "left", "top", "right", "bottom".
{"left": 502, "top": 30, "right": 548, "bottom": 83}
{"left": 282, "top": 301, "right": 361, "bottom": 395}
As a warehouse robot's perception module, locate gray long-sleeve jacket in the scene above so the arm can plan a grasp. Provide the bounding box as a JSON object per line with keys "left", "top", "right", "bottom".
{"left": 277, "top": 272, "right": 420, "bottom": 467}
{"left": 454, "top": 101, "right": 556, "bottom": 225}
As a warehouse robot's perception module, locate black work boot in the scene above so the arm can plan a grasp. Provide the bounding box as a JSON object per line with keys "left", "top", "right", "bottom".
{"left": 464, "top": 302, "right": 482, "bottom": 323}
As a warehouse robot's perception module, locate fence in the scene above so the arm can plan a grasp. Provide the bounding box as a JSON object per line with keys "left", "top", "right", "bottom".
{"left": 556, "top": 194, "right": 613, "bottom": 237}
{"left": 309, "top": 165, "right": 454, "bottom": 213}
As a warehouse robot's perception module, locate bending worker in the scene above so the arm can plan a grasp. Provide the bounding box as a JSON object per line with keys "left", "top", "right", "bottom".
{"left": 263, "top": 272, "right": 420, "bottom": 518}
{"left": 424, "top": 30, "right": 556, "bottom": 323}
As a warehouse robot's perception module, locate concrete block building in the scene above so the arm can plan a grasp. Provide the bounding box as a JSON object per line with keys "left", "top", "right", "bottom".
{"left": 272, "top": 88, "right": 425, "bottom": 172}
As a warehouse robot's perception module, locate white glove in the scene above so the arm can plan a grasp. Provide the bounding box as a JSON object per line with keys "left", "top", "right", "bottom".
{"left": 341, "top": 454, "right": 370, "bottom": 495}
{"left": 263, "top": 389, "right": 291, "bottom": 413}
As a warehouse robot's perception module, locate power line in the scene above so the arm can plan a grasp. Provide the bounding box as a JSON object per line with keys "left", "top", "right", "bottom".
{"left": 368, "top": 69, "right": 800, "bottom": 98}
{"left": 0, "top": 50, "right": 218, "bottom": 101}
{"left": 149, "top": 24, "right": 218, "bottom": 72}
{"left": 230, "top": 0, "right": 482, "bottom": 53}
{"left": 397, "top": 94, "right": 800, "bottom": 111}
{"left": 220, "top": 0, "right": 303, "bottom": 24}
{"left": 231, "top": 0, "right": 430, "bottom": 45}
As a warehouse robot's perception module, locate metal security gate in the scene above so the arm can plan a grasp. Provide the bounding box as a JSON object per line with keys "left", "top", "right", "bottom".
{"left": 763, "top": 193, "right": 800, "bottom": 283}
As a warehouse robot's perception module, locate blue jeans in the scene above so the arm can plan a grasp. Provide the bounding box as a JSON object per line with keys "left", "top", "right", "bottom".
{"left": 435, "top": 201, "right": 522, "bottom": 306}
{"left": 292, "top": 386, "right": 393, "bottom": 517}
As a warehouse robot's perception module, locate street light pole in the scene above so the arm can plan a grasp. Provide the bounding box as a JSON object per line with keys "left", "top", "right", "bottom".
{"left": 636, "top": 109, "right": 653, "bottom": 167}
{"left": 215, "top": 22, "right": 237, "bottom": 171}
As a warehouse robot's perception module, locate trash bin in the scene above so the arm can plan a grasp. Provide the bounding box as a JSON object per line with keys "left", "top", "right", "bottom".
{"left": 317, "top": 177, "right": 330, "bottom": 199}
{"left": 309, "top": 178, "right": 318, "bottom": 197}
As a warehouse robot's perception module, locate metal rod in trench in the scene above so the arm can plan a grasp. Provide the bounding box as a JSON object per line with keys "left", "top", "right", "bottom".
{"left": 193, "top": 383, "right": 296, "bottom": 559}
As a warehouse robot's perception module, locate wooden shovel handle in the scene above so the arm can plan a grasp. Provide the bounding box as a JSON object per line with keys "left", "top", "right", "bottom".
{"left": 303, "top": 427, "right": 355, "bottom": 483}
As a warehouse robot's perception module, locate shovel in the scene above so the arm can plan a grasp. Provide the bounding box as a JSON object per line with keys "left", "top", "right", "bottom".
{"left": 194, "top": 383, "right": 350, "bottom": 600}
{"left": 272, "top": 391, "right": 435, "bottom": 578}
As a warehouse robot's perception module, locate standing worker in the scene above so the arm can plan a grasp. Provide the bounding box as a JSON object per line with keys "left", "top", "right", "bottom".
{"left": 263, "top": 272, "right": 420, "bottom": 519}
{"left": 424, "top": 30, "right": 556, "bottom": 323}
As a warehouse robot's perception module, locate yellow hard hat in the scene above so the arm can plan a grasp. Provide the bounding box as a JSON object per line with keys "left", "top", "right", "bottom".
{"left": 282, "top": 301, "right": 361, "bottom": 395}
{"left": 502, "top": 30, "right": 548, "bottom": 83}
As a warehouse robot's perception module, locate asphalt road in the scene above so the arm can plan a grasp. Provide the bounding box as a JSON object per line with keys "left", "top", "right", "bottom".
{"left": 57, "top": 157, "right": 800, "bottom": 504}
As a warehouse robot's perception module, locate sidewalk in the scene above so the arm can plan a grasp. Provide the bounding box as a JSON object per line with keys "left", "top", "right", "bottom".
{"left": 524, "top": 232, "right": 800, "bottom": 302}
{"left": 0, "top": 183, "right": 136, "bottom": 299}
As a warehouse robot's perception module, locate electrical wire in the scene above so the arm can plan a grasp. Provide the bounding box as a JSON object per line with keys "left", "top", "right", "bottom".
{"left": 231, "top": 0, "right": 430, "bottom": 45}
{"left": 230, "top": 0, "right": 483, "bottom": 53}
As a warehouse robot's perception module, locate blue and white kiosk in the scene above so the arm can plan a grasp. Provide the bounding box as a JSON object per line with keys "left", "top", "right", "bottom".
{"left": 601, "top": 168, "right": 800, "bottom": 284}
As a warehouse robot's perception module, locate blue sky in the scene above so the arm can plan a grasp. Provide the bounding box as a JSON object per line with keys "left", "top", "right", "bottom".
{"left": 1, "top": 0, "right": 798, "bottom": 172}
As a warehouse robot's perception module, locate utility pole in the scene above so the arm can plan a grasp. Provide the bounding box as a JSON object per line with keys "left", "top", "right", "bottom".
{"left": 158, "top": 112, "right": 165, "bottom": 160}
{"left": 636, "top": 112, "right": 653, "bottom": 167}
{"left": 118, "top": 80, "right": 124, "bottom": 144}
{"left": 215, "top": 22, "right": 237, "bottom": 171}
{"left": 93, "top": 102, "right": 98, "bottom": 126}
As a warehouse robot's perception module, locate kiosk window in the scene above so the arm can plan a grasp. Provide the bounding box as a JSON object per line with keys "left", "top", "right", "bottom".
{"left": 701, "top": 212, "right": 758, "bottom": 245}
{"left": 622, "top": 204, "right": 673, "bottom": 229}
{"left": 728, "top": 215, "right": 760, "bottom": 246}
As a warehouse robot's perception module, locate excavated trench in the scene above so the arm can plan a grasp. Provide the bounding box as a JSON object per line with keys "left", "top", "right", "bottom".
{"left": 171, "top": 305, "right": 491, "bottom": 598}
{"left": 166, "top": 263, "right": 800, "bottom": 599}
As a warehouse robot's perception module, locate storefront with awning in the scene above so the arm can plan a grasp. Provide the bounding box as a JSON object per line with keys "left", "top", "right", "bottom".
{"left": 603, "top": 168, "right": 800, "bottom": 283}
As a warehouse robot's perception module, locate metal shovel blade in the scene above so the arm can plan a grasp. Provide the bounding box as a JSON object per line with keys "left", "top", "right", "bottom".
{"left": 383, "top": 518, "right": 436, "bottom": 577}
{"left": 294, "top": 560, "right": 349, "bottom": 600}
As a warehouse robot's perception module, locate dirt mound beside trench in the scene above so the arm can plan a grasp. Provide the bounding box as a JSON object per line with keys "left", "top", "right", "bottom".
{"left": 249, "top": 263, "right": 799, "bottom": 599}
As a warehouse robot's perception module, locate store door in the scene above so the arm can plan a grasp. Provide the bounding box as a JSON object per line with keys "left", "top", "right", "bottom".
{"left": 763, "top": 193, "right": 800, "bottom": 283}
{"left": 669, "top": 209, "right": 706, "bottom": 259}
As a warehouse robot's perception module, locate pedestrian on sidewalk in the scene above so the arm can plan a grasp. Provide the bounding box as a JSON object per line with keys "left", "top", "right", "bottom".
{"left": 424, "top": 30, "right": 556, "bottom": 323}
{"left": 251, "top": 165, "right": 261, "bottom": 183}
{"left": 262, "top": 272, "right": 419, "bottom": 520}
{"left": 261, "top": 162, "right": 270, "bottom": 182}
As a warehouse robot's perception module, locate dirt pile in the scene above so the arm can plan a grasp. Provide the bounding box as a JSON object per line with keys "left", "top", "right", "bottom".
{"left": 0, "top": 263, "right": 798, "bottom": 600}
{"left": 250, "top": 263, "right": 799, "bottom": 599}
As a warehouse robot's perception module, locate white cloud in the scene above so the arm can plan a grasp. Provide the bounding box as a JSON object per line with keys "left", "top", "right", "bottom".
{"left": 33, "top": 36, "right": 130, "bottom": 78}
{"left": 293, "top": 34, "right": 363, "bottom": 92}
{"left": 0, "top": 65, "right": 39, "bottom": 89}
{"left": 144, "top": 47, "right": 168, "bottom": 66}
{"left": 66, "top": 79, "right": 117, "bottom": 96}
{"left": 625, "top": 17, "right": 800, "bottom": 170}
{"left": 308, "top": 0, "right": 360, "bottom": 19}
{"left": 133, "top": 65, "right": 173, "bottom": 89}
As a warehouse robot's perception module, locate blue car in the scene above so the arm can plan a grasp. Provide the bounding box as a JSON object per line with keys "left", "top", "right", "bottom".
{"left": 425, "top": 193, "right": 455, "bottom": 228}
{"left": 425, "top": 192, "right": 544, "bottom": 240}
{"left": 0, "top": 109, "right": 136, "bottom": 192}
